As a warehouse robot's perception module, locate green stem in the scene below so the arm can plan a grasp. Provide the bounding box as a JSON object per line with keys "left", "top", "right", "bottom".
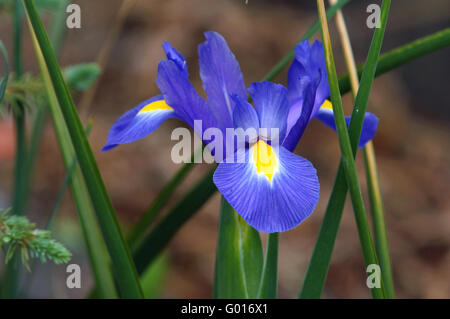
{"left": 127, "top": 151, "right": 198, "bottom": 250}
{"left": 316, "top": 0, "right": 386, "bottom": 299}
{"left": 257, "top": 233, "right": 279, "bottom": 299}
{"left": 11, "top": 0, "right": 26, "bottom": 217}
{"left": 133, "top": 169, "right": 216, "bottom": 275}
{"left": 364, "top": 143, "right": 395, "bottom": 298}
{"left": 23, "top": 0, "right": 142, "bottom": 298}
{"left": 46, "top": 122, "right": 93, "bottom": 230}
{"left": 339, "top": 28, "right": 450, "bottom": 94}
{"left": 48, "top": 0, "right": 69, "bottom": 57}
{"left": 300, "top": 29, "right": 449, "bottom": 300}
{"left": 213, "top": 198, "right": 263, "bottom": 299}
{"left": 328, "top": 0, "right": 395, "bottom": 298}
{"left": 25, "top": 103, "right": 47, "bottom": 193}
{"left": 32, "top": 34, "right": 118, "bottom": 298}
{"left": 2, "top": 0, "right": 26, "bottom": 299}
{"left": 301, "top": 0, "right": 392, "bottom": 299}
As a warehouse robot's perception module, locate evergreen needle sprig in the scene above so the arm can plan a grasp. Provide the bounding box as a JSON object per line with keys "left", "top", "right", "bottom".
{"left": 0, "top": 208, "right": 72, "bottom": 271}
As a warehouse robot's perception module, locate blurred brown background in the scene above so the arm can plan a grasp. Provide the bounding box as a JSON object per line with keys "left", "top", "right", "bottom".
{"left": 0, "top": 0, "right": 449, "bottom": 298}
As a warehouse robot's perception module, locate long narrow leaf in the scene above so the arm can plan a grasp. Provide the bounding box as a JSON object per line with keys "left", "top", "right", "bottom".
{"left": 30, "top": 33, "right": 118, "bottom": 299}
{"left": 2, "top": 0, "right": 27, "bottom": 299}
{"left": 0, "top": 40, "right": 9, "bottom": 104}
{"left": 46, "top": 121, "right": 93, "bottom": 229}
{"left": 328, "top": 0, "right": 395, "bottom": 298}
{"left": 213, "top": 198, "right": 263, "bottom": 299}
{"left": 300, "top": 0, "right": 392, "bottom": 299}
{"left": 364, "top": 143, "right": 394, "bottom": 297}
{"left": 300, "top": 27, "right": 450, "bottom": 300}
{"left": 301, "top": 0, "right": 395, "bottom": 299}
{"left": 257, "top": 233, "right": 279, "bottom": 299}
{"left": 315, "top": 0, "right": 387, "bottom": 299}
{"left": 23, "top": 0, "right": 142, "bottom": 298}
{"left": 339, "top": 28, "right": 450, "bottom": 94}
{"left": 133, "top": 169, "right": 217, "bottom": 274}
{"left": 127, "top": 151, "right": 198, "bottom": 250}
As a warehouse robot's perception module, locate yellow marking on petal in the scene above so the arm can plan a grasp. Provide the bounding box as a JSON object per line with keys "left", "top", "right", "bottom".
{"left": 138, "top": 100, "right": 172, "bottom": 114}
{"left": 321, "top": 99, "right": 333, "bottom": 111}
{"left": 253, "top": 140, "right": 278, "bottom": 182}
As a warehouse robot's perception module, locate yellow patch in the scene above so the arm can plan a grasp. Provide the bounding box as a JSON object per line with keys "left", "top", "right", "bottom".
{"left": 253, "top": 140, "right": 278, "bottom": 182}
{"left": 138, "top": 100, "right": 172, "bottom": 114}
{"left": 321, "top": 99, "right": 333, "bottom": 111}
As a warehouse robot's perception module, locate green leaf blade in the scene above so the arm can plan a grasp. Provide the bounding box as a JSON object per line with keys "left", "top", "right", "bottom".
{"left": 23, "top": 0, "right": 143, "bottom": 298}
{"left": 301, "top": 0, "right": 392, "bottom": 299}
{"left": 0, "top": 40, "right": 9, "bottom": 104}
{"left": 133, "top": 169, "right": 217, "bottom": 274}
{"left": 315, "top": 0, "right": 387, "bottom": 299}
{"left": 257, "top": 232, "right": 279, "bottom": 299}
{"left": 213, "top": 198, "right": 263, "bottom": 299}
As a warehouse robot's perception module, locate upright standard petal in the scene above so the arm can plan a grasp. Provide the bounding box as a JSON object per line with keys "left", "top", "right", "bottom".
{"left": 289, "top": 40, "right": 329, "bottom": 119}
{"left": 232, "top": 94, "right": 259, "bottom": 145}
{"left": 101, "top": 95, "right": 176, "bottom": 151}
{"left": 156, "top": 59, "right": 217, "bottom": 135}
{"left": 285, "top": 40, "right": 330, "bottom": 145}
{"left": 198, "top": 31, "right": 247, "bottom": 129}
{"left": 162, "top": 42, "right": 188, "bottom": 77}
{"left": 249, "top": 81, "right": 290, "bottom": 143}
{"left": 213, "top": 140, "right": 319, "bottom": 233}
{"left": 282, "top": 77, "right": 317, "bottom": 152}
{"left": 315, "top": 100, "right": 379, "bottom": 148}
{"left": 307, "top": 40, "right": 330, "bottom": 119}
{"left": 232, "top": 95, "right": 259, "bottom": 132}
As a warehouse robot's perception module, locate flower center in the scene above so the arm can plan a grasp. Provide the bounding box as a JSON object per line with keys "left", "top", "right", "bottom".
{"left": 138, "top": 100, "right": 172, "bottom": 114}
{"left": 252, "top": 140, "right": 278, "bottom": 182}
{"left": 321, "top": 99, "right": 333, "bottom": 111}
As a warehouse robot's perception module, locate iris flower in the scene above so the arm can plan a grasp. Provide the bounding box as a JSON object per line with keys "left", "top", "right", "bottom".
{"left": 285, "top": 40, "right": 378, "bottom": 150}
{"left": 102, "top": 32, "right": 378, "bottom": 233}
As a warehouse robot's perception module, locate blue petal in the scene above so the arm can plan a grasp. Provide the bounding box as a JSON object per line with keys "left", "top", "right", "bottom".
{"left": 308, "top": 40, "right": 330, "bottom": 119}
{"left": 232, "top": 94, "right": 259, "bottom": 132}
{"left": 230, "top": 95, "right": 260, "bottom": 149}
{"left": 315, "top": 107, "right": 379, "bottom": 148}
{"left": 249, "top": 81, "right": 290, "bottom": 143}
{"left": 198, "top": 31, "right": 247, "bottom": 129}
{"left": 162, "top": 42, "right": 188, "bottom": 77}
{"left": 156, "top": 59, "right": 217, "bottom": 136}
{"left": 358, "top": 112, "right": 379, "bottom": 147}
{"left": 283, "top": 74, "right": 317, "bottom": 151}
{"left": 101, "top": 95, "right": 176, "bottom": 152}
{"left": 286, "top": 40, "right": 330, "bottom": 134}
{"left": 213, "top": 143, "right": 320, "bottom": 233}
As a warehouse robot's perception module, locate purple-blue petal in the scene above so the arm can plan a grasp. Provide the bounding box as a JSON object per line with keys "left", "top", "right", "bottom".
{"left": 308, "top": 40, "right": 330, "bottom": 120}
{"left": 198, "top": 31, "right": 247, "bottom": 130}
{"left": 285, "top": 40, "right": 330, "bottom": 148}
{"left": 249, "top": 81, "right": 290, "bottom": 143}
{"left": 156, "top": 59, "right": 217, "bottom": 136}
{"left": 315, "top": 108, "right": 379, "bottom": 148}
{"left": 232, "top": 94, "right": 259, "bottom": 132}
{"left": 282, "top": 77, "right": 316, "bottom": 151}
{"left": 213, "top": 145, "right": 320, "bottom": 233}
{"left": 101, "top": 95, "right": 176, "bottom": 152}
{"left": 162, "top": 42, "right": 188, "bottom": 77}
{"left": 357, "top": 112, "right": 379, "bottom": 147}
